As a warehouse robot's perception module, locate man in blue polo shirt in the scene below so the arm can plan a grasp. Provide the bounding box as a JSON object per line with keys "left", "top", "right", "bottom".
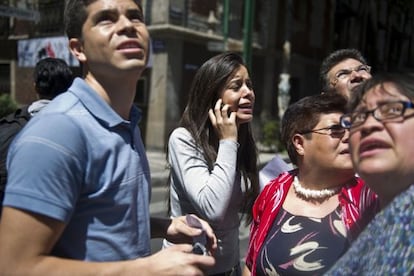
{"left": 0, "top": 0, "right": 216, "bottom": 275}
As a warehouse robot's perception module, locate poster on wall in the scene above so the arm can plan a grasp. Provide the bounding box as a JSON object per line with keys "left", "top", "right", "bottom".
{"left": 18, "top": 36, "right": 79, "bottom": 67}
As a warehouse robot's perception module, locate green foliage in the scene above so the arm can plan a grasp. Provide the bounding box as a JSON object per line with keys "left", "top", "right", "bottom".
{"left": 0, "top": 94, "right": 18, "bottom": 118}
{"left": 261, "top": 119, "right": 284, "bottom": 152}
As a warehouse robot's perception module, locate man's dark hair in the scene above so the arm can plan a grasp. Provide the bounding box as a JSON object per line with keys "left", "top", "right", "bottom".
{"left": 64, "top": 0, "right": 93, "bottom": 39}
{"left": 281, "top": 93, "right": 347, "bottom": 165}
{"left": 320, "top": 49, "right": 368, "bottom": 92}
{"left": 34, "top": 58, "right": 74, "bottom": 99}
{"left": 64, "top": 0, "right": 143, "bottom": 39}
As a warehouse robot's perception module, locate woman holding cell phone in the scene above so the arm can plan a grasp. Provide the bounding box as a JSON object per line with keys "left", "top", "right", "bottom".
{"left": 164, "top": 52, "right": 259, "bottom": 275}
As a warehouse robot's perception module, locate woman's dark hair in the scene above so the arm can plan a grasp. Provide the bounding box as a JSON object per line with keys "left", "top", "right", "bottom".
{"left": 176, "top": 52, "right": 259, "bottom": 224}
{"left": 349, "top": 73, "right": 414, "bottom": 111}
{"left": 281, "top": 93, "right": 347, "bottom": 165}
{"left": 34, "top": 58, "right": 74, "bottom": 99}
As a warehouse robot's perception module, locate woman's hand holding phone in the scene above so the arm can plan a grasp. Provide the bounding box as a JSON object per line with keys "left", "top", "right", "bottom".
{"left": 208, "top": 99, "right": 238, "bottom": 141}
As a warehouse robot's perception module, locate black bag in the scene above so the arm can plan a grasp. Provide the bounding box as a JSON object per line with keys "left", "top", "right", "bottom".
{"left": 0, "top": 106, "right": 31, "bottom": 210}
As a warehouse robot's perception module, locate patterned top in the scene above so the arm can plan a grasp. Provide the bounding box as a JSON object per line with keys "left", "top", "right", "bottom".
{"left": 256, "top": 207, "right": 348, "bottom": 275}
{"left": 326, "top": 184, "right": 414, "bottom": 275}
{"left": 245, "top": 170, "right": 380, "bottom": 276}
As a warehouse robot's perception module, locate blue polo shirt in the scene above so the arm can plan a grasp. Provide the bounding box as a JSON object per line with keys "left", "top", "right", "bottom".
{"left": 4, "top": 78, "right": 151, "bottom": 261}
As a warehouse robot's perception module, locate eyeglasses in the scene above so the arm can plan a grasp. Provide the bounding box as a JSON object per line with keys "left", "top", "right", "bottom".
{"left": 300, "top": 124, "right": 346, "bottom": 136}
{"left": 340, "top": 101, "right": 414, "bottom": 129}
{"left": 331, "top": 64, "right": 371, "bottom": 86}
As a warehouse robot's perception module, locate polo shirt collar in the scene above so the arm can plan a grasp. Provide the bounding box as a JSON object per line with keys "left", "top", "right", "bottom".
{"left": 68, "top": 78, "right": 141, "bottom": 128}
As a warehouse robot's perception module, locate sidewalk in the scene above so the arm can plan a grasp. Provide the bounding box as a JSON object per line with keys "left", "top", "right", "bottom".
{"left": 146, "top": 150, "right": 279, "bottom": 187}
{"left": 146, "top": 150, "right": 170, "bottom": 187}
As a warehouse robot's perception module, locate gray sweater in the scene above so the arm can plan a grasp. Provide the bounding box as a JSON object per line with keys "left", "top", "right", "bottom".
{"left": 167, "top": 127, "right": 243, "bottom": 274}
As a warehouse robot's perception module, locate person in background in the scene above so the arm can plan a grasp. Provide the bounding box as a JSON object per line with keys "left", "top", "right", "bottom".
{"left": 258, "top": 154, "right": 292, "bottom": 190}
{"left": 320, "top": 48, "right": 372, "bottom": 98}
{"left": 243, "top": 93, "right": 379, "bottom": 276}
{"left": 0, "top": 0, "right": 217, "bottom": 275}
{"left": 166, "top": 52, "right": 259, "bottom": 275}
{"left": 258, "top": 49, "right": 372, "bottom": 190}
{"left": 30, "top": 57, "right": 75, "bottom": 115}
{"left": 327, "top": 73, "right": 414, "bottom": 274}
{"left": 0, "top": 57, "right": 74, "bottom": 213}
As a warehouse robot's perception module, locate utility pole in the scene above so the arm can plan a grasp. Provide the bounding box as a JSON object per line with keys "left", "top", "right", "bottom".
{"left": 223, "top": 0, "right": 229, "bottom": 50}
{"left": 243, "top": 0, "right": 254, "bottom": 71}
{"left": 278, "top": 0, "right": 292, "bottom": 121}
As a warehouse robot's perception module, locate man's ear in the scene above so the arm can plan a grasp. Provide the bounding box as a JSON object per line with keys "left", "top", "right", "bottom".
{"left": 292, "top": 133, "right": 306, "bottom": 157}
{"left": 69, "top": 38, "right": 86, "bottom": 63}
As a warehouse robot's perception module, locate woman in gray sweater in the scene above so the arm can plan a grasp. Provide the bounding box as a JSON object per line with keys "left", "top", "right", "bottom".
{"left": 165, "top": 52, "right": 259, "bottom": 275}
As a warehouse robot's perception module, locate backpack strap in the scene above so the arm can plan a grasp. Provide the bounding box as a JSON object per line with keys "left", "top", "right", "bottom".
{"left": 1, "top": 106, "right": 31, "bottom": 124}
{"left": 0, "top": 106, "right": 31, "bottom": 208}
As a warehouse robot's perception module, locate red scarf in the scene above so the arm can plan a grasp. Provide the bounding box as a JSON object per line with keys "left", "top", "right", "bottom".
{"left": 245, "top": 170, "right": 379, "bottom": 275}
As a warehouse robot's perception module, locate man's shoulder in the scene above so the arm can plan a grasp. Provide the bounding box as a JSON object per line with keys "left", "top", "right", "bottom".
{"left": 9, "top": 106, "right": 89, "bottom": 155}
{"left": 39, "top": 91, "right": 80, "bottom": 114}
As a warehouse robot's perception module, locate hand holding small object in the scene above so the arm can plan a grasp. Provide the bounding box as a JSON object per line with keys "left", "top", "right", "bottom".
{"left": 186, "top": 214, "right": 208, "bottom": 255}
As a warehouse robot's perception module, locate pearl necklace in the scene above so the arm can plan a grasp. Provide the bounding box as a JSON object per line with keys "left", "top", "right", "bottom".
{"left": 293, "top": 176, "right": 340, "bottom": 199}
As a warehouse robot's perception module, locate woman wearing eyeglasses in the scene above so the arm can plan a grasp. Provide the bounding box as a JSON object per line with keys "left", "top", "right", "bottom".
{"left": 243, "top": 93, "right": 379, "bottom": 276}
{"left": 327, "top": 73, "right": 414, "bottom": 274}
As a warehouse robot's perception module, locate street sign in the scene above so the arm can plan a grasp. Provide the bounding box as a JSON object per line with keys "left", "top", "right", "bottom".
{"left": 207, "top": 41, "right": 225, "bottom": 52}
{"left": 0, "top": 5, "right": 40, "bottom": 22}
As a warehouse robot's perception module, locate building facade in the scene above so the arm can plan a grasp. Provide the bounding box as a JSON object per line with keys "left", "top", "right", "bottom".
{"left": 1, "top": 0, "right": 413, "bottom": 150}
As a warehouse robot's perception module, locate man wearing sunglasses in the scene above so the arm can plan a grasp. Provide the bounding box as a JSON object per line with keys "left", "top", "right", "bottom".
{"left": 320, "top": 48, "right": 372, "bottom": 98}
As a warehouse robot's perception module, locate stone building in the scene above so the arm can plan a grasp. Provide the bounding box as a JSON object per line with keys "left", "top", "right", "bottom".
{"left": 0, "top": 0, "right": 413, "bottom": 150}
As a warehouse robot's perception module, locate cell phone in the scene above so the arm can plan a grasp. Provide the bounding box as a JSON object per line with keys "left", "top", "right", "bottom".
{"left": 186, "top": 214, "right": 208, "bottom": 255}
{"left": 219, "top": 102, "right": 232, "bottom": 117}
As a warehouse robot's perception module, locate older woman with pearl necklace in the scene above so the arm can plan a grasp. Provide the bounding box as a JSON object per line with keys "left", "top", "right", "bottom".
{"left": 243, "top": 93, "right": 380, "bottom": 276}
